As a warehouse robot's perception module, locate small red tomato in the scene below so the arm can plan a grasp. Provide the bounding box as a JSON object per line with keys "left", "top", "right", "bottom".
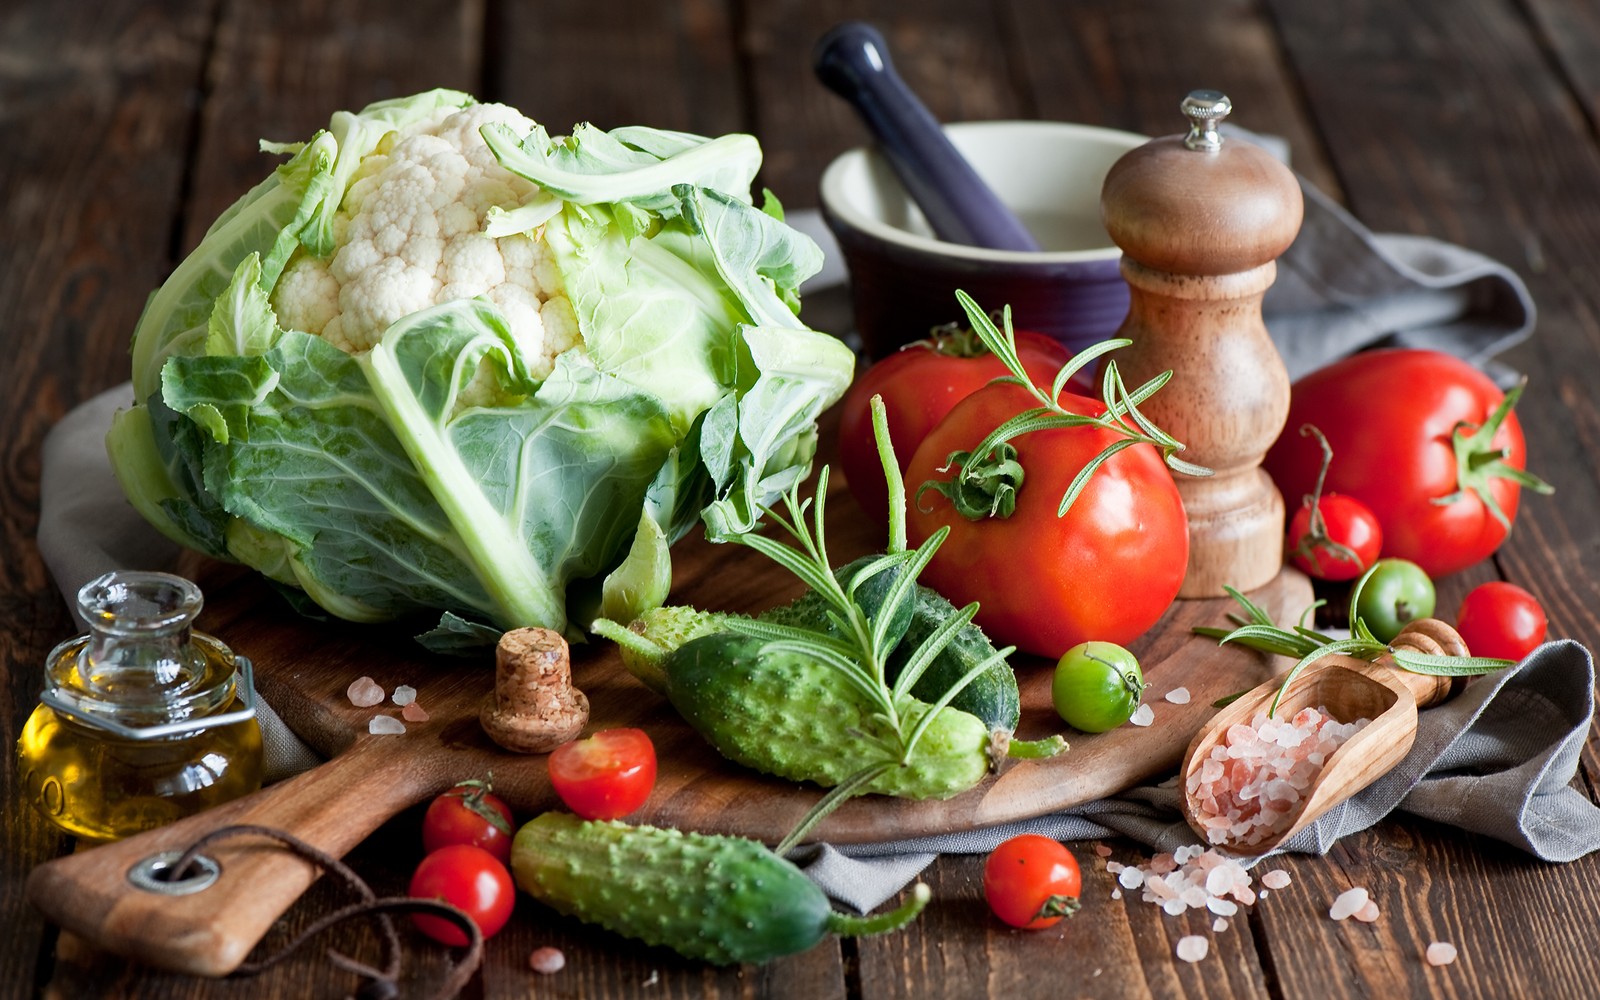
{"left": 547, "top": 728, "right": 657, "bottom": 820}
{"left": 422, "top": 778, "right": 515, "bottom": 865}
{"left": 409, "top": 844, "right": 515, "bottom": 946}
{"left": 982, "top": 834, "right": 1082, "bottom": 929}
{"left": 1456, "top": 581, "right": 1547, "bottom": 661}
{"left": 1287, "top": 493, "right": 1383, "bottom": 581}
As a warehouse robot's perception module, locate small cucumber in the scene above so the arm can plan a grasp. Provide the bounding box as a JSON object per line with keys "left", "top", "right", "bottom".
{"left": 663, "top": 631, "right": 1052, "bottom": 799}
{"left": 511, "top": 813, "right": 930, "bottom": 966}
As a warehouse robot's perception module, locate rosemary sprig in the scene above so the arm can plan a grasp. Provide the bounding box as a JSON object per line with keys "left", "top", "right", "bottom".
{"left": 1195, "top": 584, "right": 1513, "bottom": 717}
{"left": 917, "top": 291, "right": 1212, "bottom": 521}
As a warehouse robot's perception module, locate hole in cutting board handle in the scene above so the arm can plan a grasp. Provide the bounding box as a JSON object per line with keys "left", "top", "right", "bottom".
{"left": 127, "top": 850, "right": 221, "bottom": 896}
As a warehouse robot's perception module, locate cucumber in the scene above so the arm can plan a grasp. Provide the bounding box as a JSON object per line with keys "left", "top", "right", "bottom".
{"left": 511, "top": 813, "right": 930, "bottom": 965}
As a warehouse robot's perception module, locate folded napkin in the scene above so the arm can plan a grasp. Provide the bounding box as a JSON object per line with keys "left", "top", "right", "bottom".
{"left": 37, "top": 172, "right": 1586, "bottom": 913}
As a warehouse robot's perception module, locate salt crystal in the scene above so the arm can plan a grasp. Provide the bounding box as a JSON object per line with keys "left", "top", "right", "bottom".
{"left": 1181, "top": 887, "right": 1208, "bottom": 909}
{"left": 1212, "top": 918, "right": 1229, "bottom": 932}
{"left": 1261, "top": 870, "right": 1292, "bottom": 890}
{"left": 1205, "top": 867, "right": 1235, "bottom": 897}
{"left": 1353, "top": 900, "right": 1381, "bottom": 923}
{"left": 368, "top": 715, "right": 406, "bottom": 736}
{"left": 1207, "top": 896, "right": 1238, "bottom": 917}
{"left": 1329, "top": 887, "right": 1370, "bottom": 921}
{"left": 1175, "top": 936, "right": 1209, "bottom": 963}
{"left": 1164, "top": 687, "right": 1192, "bottom": 705}
{"left": 529, "top": 946, "right": 565, "bottom": 974}
{"left": 1106, "top": 861, "right": 1125, "bottom": 874}
{"left": 1258, "top": 890, "right": 1268, "bottom": 898}
{"left": 1118, "top": 867, "right": 1145, "bottom": 890}
{"left": 1094, "top": 844, "right": 1113, "bottom": 858}
{"left": 1162, "top": 898, "right": 1187, "bottom": 916}
{"left": 347, "top": 676, "right": 384, "bottom": 707}
{"left": 1150, "top": 853, "right": 1177, "bottom": 875}
{"left": 392, "top": 684, "right": 417, "bottom": 706}
{"left": 1111, "top": 889, "right": 1122, "bottom": 900}
{"left": 1425, "top": 942, "right": 1457, "bottom": 967}
{"left": 1130, "top": 704, "right": 1155, "bottom": 727}
{"left": 401, "top": 702, "right": 430, "bottom": 723}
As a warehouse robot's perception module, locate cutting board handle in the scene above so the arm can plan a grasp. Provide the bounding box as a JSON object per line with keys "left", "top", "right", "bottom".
{"left": 25, "top": 736, "right": 440, "bottom": 977}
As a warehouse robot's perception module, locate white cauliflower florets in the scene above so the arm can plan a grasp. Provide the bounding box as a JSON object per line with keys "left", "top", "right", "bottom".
{"left": 273, "top": 102, "right": 579, "bottom": 391}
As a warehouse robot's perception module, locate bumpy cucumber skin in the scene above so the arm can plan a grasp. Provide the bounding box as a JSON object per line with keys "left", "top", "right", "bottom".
{"left": 759, "top": 578, "right": 1020, "bottom": 733}
{"left": 666, "top": 632, "right": 991, "bottom": 799}
{"left": 617, "top": 605, "right": 729, "bottom": 694}
{"left": 891, "top": 587, "right": 1021, "bottom": 732}
{"left": 511, "top": 813, "right": 831, "bottom": 965}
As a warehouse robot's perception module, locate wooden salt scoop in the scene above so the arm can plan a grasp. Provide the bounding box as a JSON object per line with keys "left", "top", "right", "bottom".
{"left": 1179, "top": 619, "right": 1468, "bottom": 855}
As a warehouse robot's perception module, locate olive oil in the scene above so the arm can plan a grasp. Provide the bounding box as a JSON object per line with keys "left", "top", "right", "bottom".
{"left": 17, "top": 572, "right": 263, "bottom": 842}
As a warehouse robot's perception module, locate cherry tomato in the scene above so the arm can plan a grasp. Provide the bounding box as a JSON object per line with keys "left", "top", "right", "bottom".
{"left": 905, "top": 382, "right": 1188, "bottom": 658}
{"left": 983, "top": 834, "right": 1082, "bottom": 929}
{"left": 838, "top": 325, "right": 1073, "bottom": 524}
{"left": 421, "top": 778, "right": 515, "bottom": 865}
{"left": 1052, "top": 642, "right": 1145, "bottom": 733}
{"left": 547, "top": 728, "right": 657, "bottom": 820}
{"left": 1351, "top": 558, "right": 1436, "bottom": 643}
{"left": 1456, "top": 581, "right": 1547, "bottom": 661}
{"left": 409, "top": 844, "right": 514, "bottom": 946}
{"left": 1288, "top": 493, "right": 1383, "bottom": 581}
{"left": 1264, "top": 349, "right": 1548, "bottom": 578}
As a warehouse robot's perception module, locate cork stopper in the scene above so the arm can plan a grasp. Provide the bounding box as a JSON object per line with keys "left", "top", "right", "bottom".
{"left": 1100, "top": 90, "right": 1303, "bottom": 276}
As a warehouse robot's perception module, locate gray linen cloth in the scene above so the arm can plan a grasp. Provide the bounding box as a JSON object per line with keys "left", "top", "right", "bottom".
{"left": 36, "top": 186, "right": 1595, "bottom": 914}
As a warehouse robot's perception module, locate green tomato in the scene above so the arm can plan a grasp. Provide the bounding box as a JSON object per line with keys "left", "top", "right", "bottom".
{"left": 1051, "top": 641, "right": 1145, "bottom": 733}
{"left": 1351, "top": 557, "right": 1436, "bottom": 642}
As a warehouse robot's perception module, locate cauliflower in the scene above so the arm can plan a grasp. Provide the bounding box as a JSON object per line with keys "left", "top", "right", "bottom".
{"left": 272, "top": 102, "right": 581, "bottom": 390}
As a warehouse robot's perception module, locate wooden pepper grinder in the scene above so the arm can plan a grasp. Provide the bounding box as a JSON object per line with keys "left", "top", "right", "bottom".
{"left": 1100, "top": 90, "right": 1303, "bottom": 598}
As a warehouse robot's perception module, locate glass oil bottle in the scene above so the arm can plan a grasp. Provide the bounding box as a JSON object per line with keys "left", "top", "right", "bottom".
{"left": 17, "top": 571, "right": 264, "bottom": 841}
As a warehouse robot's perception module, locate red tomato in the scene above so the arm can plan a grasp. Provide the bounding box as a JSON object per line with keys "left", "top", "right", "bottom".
{"left": 838, "top": 328, "right": 1074, "bottom": 525}
{"left": 1456, "top": 581, "right": 1547, "bottom": 661}
{"left": 409, "top": 844, "right": 515, "bottom": 946}
{"left": 905, "top": 382, "right": 1188, "bottom": 658}
{"left": 983, "top": 834, "right": 1082, "bottom": 929}
{"left": 422, "top": 779, "right": 515, "bottom": 865}
{"left": 1264, "top": 349, "right": 1545, "bottom": 578}
{"left": 1287, "top": 492, "right": 1383, "bottom": 581}
{"left": 547, "top": 728, "right": 657, "bottom": 820}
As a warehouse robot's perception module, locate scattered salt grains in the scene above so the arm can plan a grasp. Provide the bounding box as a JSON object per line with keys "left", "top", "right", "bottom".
{"left": 1094, "top": 844, "right": 1114, "bottom": 858}
{"left": 1353, "top": 900, "right": 1381, "bottom": 923}
{"left": 368, "top": 715, "right": 406, "bottom": 736}
{"left": 1175, "top": 936, "right": 1209, "bottom": 963}
{"left": 1111, "top": 889, "right": 1122, "bottom": 900}
{"left": 401, "top": 701, "right": 431, "bottom": 723}
{"left": 1425, "top": 942, "right": 1458, "bottom": 967}
{"left": 528, "top": 946, "right": 565, "bottom": 974}
{"left": 346, "top": 676, "right": 384, "bottom": 708}
{"left": 1261, "top": 869, "right": 1292, "bottom": 890}
{"left": 1164, "top": 687, "right": 1192, "bottom": 705}
{"left": 1118, "top": 867, "right": 1145, "bottom": 890}
{"left": 392, "top": 684, "right": 417, "bottom": 706}
{"left": 1186, "top": 706, "right": 1370, "bottom": 848}
{"left": 1129, "top": 704, "right": 1155, "bottom": 727}
{"left": 1213, "top": 918, "right": 1229, "bottom": 933}
{"left": 1329, "top": 887, "right": 1370, "bottom": 921}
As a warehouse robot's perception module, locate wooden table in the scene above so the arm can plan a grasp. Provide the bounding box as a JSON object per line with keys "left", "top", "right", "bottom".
{"left": 6, "top": 1, "right": 1600, "bottom": 997}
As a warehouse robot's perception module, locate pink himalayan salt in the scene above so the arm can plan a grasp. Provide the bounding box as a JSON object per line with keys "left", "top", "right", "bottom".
{"left": 1175, "top": 936, "right": 1209, "bottom": 963}
{"left": 1353, "top": 899, "right": 1381, "bottom": 923}
{"left": 368, "top": 715, "right": 406, "bottom": 736}
{"left": 1129, "top": 704, "right": 1155, "bottom": 727}
{"left": 1165, "top": 687, "right": 1192, "bottom": 705}
{"left": 1094, "top": 844, "right": 1114, "bottom": 858}
{"left": 401, "top": 701, "right": 431, "bottom": 723}
{"left": 1425, "top": 942, "right": 1458, "bottom": 967}
{"left": 392, "top": 684, "right": 418, "bottom": 706}
{"left": 1212, "top": 917, "right": 1229, "bottom": 932}
{"left": 1186, "top": 707, "right": 1369, "bottom": 848}
{"left": 1329, "top": 887, "right": 1370, "bottom": 921}
{"left": 529, "top": 946, "right": 566, "bottom": 974}
{"left": 1108, "top": 846, "right": 1260, "bottom": 920}
{"left": 1261, "top": 869, "right": 1292, "bottom": 890}
{"left": 347, "top": 675, "right": 384, "bottom": 707}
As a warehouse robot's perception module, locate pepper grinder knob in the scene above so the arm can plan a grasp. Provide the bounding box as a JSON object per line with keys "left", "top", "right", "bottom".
{"left": 1100, "top": 91, "right": 1303, "bottom": 598}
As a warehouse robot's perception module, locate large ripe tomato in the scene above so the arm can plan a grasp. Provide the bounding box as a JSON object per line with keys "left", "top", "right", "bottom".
{"left": 1456, "top": 581, "right": 1547, "bottom": 661}
{"left": 905, "top": 382, "right": 1188, "bottom": 658}
{"left": 409, "top": 844, "right": 515, "bottom": 946}
{"left": 1264, "top": 349, "right": 1546, "bottom": 578}
{"left": 983, "top": 834, "right": 1082, "bottom": 929}
{"left": 421, "top": 778, "right": 515, "bottom": 865}
{"left": 838, "top": 326, "right": 1073, "bottom": 525}
{"left": 547, "top": 728, "right": 657, "bottom": 820}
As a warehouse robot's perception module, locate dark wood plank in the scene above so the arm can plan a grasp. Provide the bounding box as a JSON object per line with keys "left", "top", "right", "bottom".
{"left": 0, "top": 1, "right": 221, "bottom": 997}
{"left": 1524, "top": 0, "right": 1600, "bottom": 130}
{"left": 495, "top": 0, "right": 743, "bottom": 138}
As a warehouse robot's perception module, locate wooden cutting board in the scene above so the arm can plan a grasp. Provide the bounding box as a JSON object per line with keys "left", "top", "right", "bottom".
{"left": 26, "top": 478, "right": 1312, "bottom": 976}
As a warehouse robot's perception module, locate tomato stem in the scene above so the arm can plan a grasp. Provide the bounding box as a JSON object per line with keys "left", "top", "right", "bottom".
{"left": 1033, "top": 894, "right": 1082, "bottom": 921}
